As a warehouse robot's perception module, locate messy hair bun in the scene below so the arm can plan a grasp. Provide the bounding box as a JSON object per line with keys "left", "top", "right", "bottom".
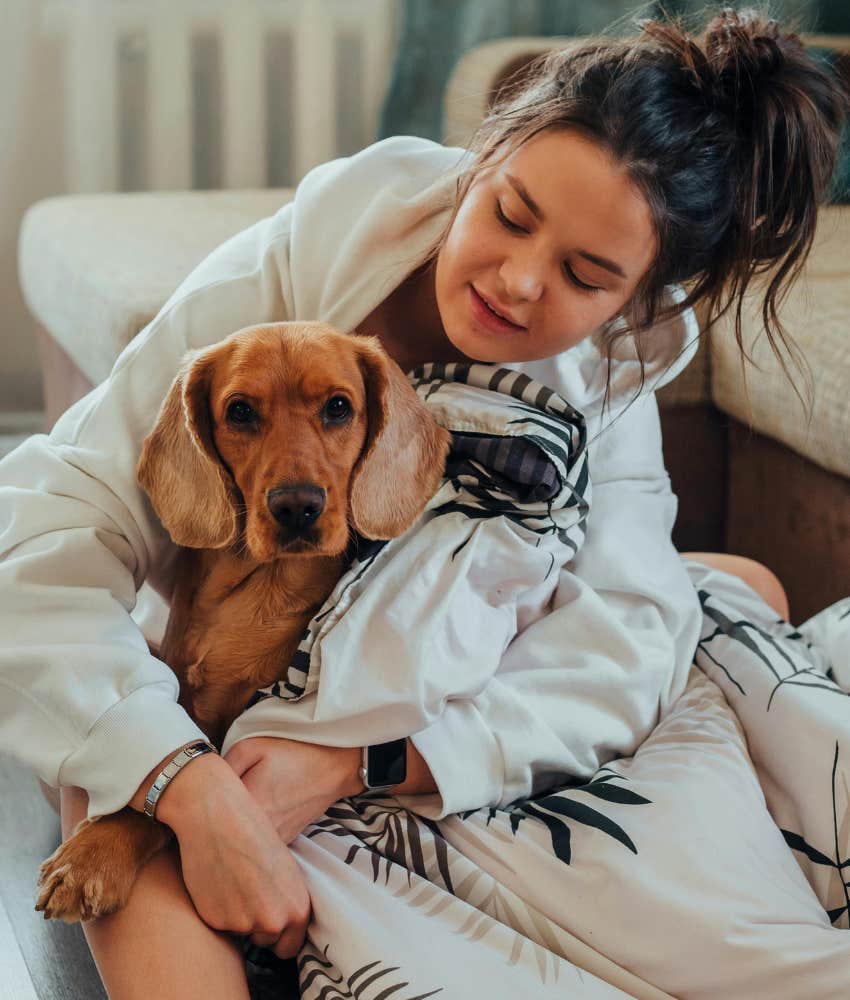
{"left": 638, "top": 10, "right": 845, "bottom": 396}
{"left": 456, "top": 7, "right": 849, "bottom": 413}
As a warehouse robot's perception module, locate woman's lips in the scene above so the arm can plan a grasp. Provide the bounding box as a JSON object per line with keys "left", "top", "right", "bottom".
{"left": 469, "top": 285, "right": 526, "bottom": 333}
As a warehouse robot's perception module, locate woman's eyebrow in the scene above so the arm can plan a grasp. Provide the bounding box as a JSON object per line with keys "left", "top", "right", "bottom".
{"left": 506, "top": 173, "right": 544, "bottom": 220}
{"left": 577, "top": 250, "right": 627, "bottom": 280}
{"left": 505, "top": 172, "right": 628, "bottom": 280}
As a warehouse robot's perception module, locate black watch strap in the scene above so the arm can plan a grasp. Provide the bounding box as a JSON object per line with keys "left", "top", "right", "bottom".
{"left": 359, "top": 738, "right": 407, "bottom": 792}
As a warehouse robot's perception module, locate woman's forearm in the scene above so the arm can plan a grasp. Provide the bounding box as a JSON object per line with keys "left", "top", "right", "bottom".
{"left": 137, "top": 736, "right": 440, "bottom": 848}
{"left": 128, "top": 744, "right": 242, "bottom": 827}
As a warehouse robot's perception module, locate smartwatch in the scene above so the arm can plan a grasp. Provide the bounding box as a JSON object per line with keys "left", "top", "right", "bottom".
{"left": 359, "top": 738, "right": 407, "bottom": 794}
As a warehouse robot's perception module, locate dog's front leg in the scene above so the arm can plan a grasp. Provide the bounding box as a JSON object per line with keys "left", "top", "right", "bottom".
{"left": 35, "top": 806, "right": 173, "bottom": 922}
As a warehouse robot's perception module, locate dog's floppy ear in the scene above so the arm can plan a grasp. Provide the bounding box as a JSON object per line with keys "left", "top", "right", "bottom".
{"left": 349, "top": 338, "right": 450, "bottom": 539}
{"left": 137, "top": 346, "right": 239, "bottom": 549}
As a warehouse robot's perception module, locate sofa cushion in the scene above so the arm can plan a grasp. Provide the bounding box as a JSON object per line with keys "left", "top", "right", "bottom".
{"left": 710, "top": 204, "right": 850, "bottom": 480}
{"left": 18, "top": 190, "right": 292, "bottom": 386}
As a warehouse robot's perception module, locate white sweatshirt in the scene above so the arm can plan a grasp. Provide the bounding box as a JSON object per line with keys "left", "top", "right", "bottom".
{"left": 0, "top": 136, "right": 702, "bottom": 821}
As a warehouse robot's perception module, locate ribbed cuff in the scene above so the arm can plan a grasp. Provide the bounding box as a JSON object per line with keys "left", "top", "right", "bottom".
{"left": 58, "top": 682, "right": 207, "bottom": 821}
{"left": 393, "top": 700, "right": 504, "bottom": 820}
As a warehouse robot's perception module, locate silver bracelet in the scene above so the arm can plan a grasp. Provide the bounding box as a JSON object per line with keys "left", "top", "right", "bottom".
{"left": 143, "top": 740, "right": 218, "bottom": 820}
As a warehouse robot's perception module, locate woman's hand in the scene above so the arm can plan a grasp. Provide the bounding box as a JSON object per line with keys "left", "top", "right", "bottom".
{"left": 155, "top": 752, "right": 312, "bottom": 959}
{"left": 223, "top": 737, "right": 364, "bottom": 844}
{"left": 224, "top": 737, "right": 441, "bottom": 843}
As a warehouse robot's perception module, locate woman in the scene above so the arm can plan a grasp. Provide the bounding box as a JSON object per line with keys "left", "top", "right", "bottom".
{"left": 2, "top": 9, "right": 847, "bottom": 998}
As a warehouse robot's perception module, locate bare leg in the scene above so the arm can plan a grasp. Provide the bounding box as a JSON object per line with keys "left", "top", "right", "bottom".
{"left": 681, "top": 551, "right": 791, "bottom": 621}
{"left": 59, "top": 786, "right": 251, "bottom": 1000}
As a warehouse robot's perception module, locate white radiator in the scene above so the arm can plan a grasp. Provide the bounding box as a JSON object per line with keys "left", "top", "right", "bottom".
{"left": 42, "top": 0, "right": 398, "bottom": 192}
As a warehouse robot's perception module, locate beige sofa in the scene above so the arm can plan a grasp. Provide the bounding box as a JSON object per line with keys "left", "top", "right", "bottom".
{"left": 18, "top": 36, "right": 850, "bottom": 626}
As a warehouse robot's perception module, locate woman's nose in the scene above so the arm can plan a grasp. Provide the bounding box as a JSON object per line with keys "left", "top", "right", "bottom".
{"left": 499, "top": 252, "right": 544, "bottom": 303}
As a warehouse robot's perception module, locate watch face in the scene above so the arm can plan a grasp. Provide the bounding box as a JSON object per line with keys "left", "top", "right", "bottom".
{"left": 367, "top": 739, "right": 407, "bottom": 787}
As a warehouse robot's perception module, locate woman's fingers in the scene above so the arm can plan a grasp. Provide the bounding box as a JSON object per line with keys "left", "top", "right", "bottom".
{"left": 249, "top": 897, "right": 311, "bottom": 960}
{"left": 271, "top": 912, "right": 311, "bottom": 960}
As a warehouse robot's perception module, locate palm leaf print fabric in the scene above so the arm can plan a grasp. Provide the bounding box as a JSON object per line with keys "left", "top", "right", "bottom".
{"left": 243, "top": 563, "right": 850, "bottom": 999}
{"left": 688, "top": 562, "right": 850, "bottom": 930}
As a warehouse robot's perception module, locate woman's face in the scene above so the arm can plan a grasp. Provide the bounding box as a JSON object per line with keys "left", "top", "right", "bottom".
{"left": 434, "top": 128, "right": 657, "bottom": 363}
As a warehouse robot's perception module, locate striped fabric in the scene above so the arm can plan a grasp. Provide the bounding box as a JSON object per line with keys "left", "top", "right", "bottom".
{"left": 411, "top": 362, "right": 589, "bottom": 550}
{"left": 247, "top": 363, "right": 590, "bottom": 707}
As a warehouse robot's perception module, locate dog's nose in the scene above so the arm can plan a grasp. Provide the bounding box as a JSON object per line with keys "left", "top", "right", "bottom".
{"left": 267, "top": 483, "right": 326, "bottom": 537}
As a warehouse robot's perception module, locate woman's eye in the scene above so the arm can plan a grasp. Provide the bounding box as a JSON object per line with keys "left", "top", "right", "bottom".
{"left": 564, "top": 264, "right": 603, "bottom": 294}
{"left": 323, "top": 396, "right": 352, "bottom": 424}
{"left": 226, "top": 401, "right": 256, "bottom": 424}
{"left": 495, "top": 201, "right": 527, "bottom": 234}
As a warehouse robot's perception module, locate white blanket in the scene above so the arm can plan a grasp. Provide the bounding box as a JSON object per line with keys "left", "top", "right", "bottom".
{"left": 243, "top": 568, "right": 850, "bottom": 999}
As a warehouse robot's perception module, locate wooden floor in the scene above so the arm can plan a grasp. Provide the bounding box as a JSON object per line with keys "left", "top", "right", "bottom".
{"left": 0, "top": 896, "right": 39, "bottom": 1000}
{"left": 0, "top": 753, "right": 106, "bottom": 1000}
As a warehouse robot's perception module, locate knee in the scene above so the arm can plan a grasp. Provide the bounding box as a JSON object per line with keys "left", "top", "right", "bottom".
{"left": 682, "top": 552, "right": 790, "bottom": 621}
{"left": 739, "top": 558, "right": 790, "bottom": 621}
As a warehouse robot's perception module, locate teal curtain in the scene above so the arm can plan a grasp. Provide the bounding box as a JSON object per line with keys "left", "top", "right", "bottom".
{"left": 378, "top": 0, "right": 656, "bottom": 142}
{"left": 378, "top": 1, "right": 846, "bottom": 143}
{"left": 378, "top": 0, "right": 849, "bottom": 201}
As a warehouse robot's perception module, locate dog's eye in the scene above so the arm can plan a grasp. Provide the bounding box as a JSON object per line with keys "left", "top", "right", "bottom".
{"left": 323, "top": 396, "right": 352, "bottom": 424}
{"left": 226, "top": 401, "right": 256, "bottom": 425}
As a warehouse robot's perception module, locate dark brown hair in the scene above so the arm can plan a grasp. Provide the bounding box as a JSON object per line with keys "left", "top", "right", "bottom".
{"left": 441, "top": 7, "right": 849, "bottom": 418}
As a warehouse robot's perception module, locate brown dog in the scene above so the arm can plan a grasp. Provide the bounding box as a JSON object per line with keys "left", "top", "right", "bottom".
{"left": 35, "top": 321, "right": 450, "bottom": 922}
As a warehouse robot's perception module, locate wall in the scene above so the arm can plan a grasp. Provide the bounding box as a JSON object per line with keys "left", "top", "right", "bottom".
{"left": 0, "top": 1, "right": 65, "bottom": 415}
{"left": 0, "top": 0, "right": 397, "bottom": 423}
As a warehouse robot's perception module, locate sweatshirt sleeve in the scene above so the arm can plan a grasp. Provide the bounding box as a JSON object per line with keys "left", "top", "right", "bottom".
{"left": 393, "top": 392, "right": 704, "bottom": 819}
{"left": 0, "top": 201, "right": 296, "bottom": 821}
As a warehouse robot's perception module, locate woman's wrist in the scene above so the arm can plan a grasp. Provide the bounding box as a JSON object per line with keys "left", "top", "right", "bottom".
{"left": 337, "top": 745, "right": 367, "bottom": 798}
{"left": 128, "top": 744, "right": 236, "bottom": 831}
{"left": 128, "top": 742, "right": 197, "bottom": 814}
{"left": 337, "top": 741, "right": 438, "bottom": 798}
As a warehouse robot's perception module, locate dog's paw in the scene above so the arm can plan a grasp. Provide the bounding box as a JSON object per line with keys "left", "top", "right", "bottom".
{"left": 35, "top": 822, "right": 133, "bottom": 922}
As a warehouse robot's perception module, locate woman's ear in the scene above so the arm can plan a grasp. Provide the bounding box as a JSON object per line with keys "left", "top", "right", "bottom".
{"left": 349, "top": 339, "right": 451, "bottom": 539}
{"left": 137, "top": 347, "right": 239, "bottom": 549}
